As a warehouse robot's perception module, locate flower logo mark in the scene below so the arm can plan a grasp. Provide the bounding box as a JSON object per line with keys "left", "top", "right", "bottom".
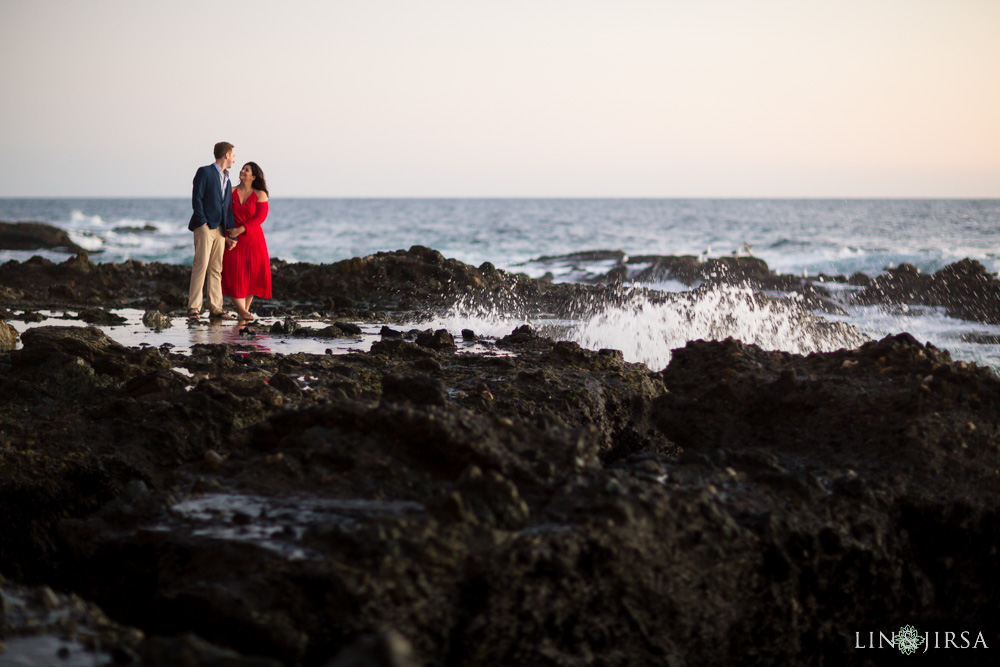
{"left": 896, "top": 625, "right": 925, "bottom": 655}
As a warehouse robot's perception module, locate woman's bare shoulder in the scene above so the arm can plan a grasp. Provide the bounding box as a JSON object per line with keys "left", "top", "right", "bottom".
{"left": 255, "top": 190, "right": 268, "bottom": 202}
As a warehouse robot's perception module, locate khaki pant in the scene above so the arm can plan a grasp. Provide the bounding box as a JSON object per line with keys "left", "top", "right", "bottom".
{"left": 187, "top": 224, "right": 226, "bottom": 313}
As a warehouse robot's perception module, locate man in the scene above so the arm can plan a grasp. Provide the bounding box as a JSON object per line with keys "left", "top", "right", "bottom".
{"left": 187, "top": 141, "right": 237, "bottom": 319}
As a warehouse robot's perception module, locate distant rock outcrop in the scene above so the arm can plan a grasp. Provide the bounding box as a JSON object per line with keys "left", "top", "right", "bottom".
{"left": 854, "top": 259, "right": 1000, "bottom": 324}
{"left": 0, "top": 221, "right": 87, "bottom": 253}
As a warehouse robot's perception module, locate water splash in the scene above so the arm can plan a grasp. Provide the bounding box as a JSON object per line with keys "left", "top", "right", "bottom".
{"left": 567, "top": 285, "right": 867, "bottom": 371}
{"left": 429, "top": 283, "right": 868, "bottom": 371}
{"left": 424, "top": 283, "right": 536, "bottom": 338}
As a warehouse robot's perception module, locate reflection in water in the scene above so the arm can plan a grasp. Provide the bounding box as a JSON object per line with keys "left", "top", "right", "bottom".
{"left": 9, "top": 301, "right": 1000, "bottom": 372}
{"left": 8, "top": 308, "right": 507, "bottom": 359}
{"left": 0, "top": 636, "right": 111, "bottom": 667}
{"left": 188, "top": 317, "right": 274, "bottom": 353}
{"left": 11, "top": 309, "right": 378, "bottom": 356}
{"left": 152, "top": 493, "right": 426, "bottom": 561}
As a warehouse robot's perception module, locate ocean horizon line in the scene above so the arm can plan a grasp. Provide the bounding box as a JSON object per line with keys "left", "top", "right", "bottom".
{"left": 2, "top": 195, "right": 999, "bottom": 201}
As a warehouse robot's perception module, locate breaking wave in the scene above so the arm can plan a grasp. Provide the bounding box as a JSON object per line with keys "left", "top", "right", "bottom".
{"left": 566, "top": 285, "right": 867, "bottom": 371}
{"left": 428, "top": 284, "right": 869, "bottom": 371}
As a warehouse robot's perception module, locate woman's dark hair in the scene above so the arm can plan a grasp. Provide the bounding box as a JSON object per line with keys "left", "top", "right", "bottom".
{"left": 244, "top": 162, "right": 269, "bottom": 196}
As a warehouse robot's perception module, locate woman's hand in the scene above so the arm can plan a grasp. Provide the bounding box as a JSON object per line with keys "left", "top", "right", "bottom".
{"left": 228, "top": 225, "right": 246, "bottom": 238}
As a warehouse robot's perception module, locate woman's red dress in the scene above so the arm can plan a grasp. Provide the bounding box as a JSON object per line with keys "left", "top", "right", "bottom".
{"left": 222, "top": 190, "right": 272, "bottom": 299}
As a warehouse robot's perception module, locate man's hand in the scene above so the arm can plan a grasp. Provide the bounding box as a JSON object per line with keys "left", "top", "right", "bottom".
{"left": 226, "top": 238, "right": 238, "bottom": 250}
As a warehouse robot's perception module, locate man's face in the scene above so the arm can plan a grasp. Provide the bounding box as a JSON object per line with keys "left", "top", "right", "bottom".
{"left": 224, "top": 150, "right": 235, "bottom": 169}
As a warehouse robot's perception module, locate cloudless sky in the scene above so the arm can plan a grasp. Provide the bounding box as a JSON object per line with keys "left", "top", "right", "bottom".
{"left": 1, "top": 0, "right": 998, "bottom": 197}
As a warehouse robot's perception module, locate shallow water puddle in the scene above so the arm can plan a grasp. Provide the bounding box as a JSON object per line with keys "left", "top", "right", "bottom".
{"left": 0, "top": 587, "right": 113, "bottom": 666}
{"left": 9, "top": 309, "right": 378, "bottom": 355}
{"left": 8, "top": 308, "right": 515, "bottom": 358}
{"left": 157, "top": 493, "right": 425, "bottom": 561}
{"left": 0, "top": 636, "right": 111, "bottom": 667}
{"left": 12, "top": 301, "right": 1000, "bottom": 371}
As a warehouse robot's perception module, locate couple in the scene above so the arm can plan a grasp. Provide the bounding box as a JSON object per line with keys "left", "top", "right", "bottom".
{"left": 187, "top": 141, "right": 272, "bottom": 322}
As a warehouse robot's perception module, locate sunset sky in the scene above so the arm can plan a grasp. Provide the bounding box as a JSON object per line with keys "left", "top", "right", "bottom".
{"left": 2, "top": 0, "right": 998, "bottom": 197}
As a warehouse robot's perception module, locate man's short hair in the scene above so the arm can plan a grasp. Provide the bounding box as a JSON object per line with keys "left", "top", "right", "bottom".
{"left": 214, "top": 142, "right": 234, "bottom": 159}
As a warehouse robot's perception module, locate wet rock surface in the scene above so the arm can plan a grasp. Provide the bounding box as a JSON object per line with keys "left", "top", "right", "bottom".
{"left": 0, "top": 243, "right": 625, "bottom": 321}
{"left": 0, "top": 230, "right": 862, "bottom": 330}
{"left": 2, "top": 243, "right": 1000, "bottom": 665}
{"left": 0, "top": 321, "right": 998, "bottom": 664}
{"left": 542, "top": 248, "right": 1000, "bottom": 326}
{"left": 6, "top": 227, "right": 1000, "bottom": 328}
{"left": 0, "top": 319, "right": 16, "bottom": 351}
{"left": 853, "top": 259, "right": 1000, "bottom": 324}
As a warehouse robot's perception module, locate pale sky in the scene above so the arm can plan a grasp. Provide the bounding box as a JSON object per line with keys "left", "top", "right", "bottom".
{"left": 1, "top": 0, "right": 998, "bottom": 197}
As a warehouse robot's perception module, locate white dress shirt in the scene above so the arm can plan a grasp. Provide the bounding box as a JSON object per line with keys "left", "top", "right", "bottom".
{"left": 213, "top": 163, "right": 230, "bottom": 200}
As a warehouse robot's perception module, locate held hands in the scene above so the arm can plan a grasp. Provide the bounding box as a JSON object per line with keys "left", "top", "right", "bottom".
{"left": 225, "top": 238, "right": 238, "bottom": 250}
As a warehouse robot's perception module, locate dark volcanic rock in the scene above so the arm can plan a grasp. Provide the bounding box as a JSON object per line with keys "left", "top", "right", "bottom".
{"left": 0, "top": 246, "right": 847, "bottom": 329}
{"left": 379, "top": 325, "right": 404, "bottom": 338}
{"left": 380, "top": 373, "right": 447, "bottom": 407}
{"left": 112, "top": 224, "right": 158, "bottom": 233}
{"left": 0, "top": 324, "right": 997, "bottom": 664}
{"left": 333, "top": 321, "right": 362, "bottom": 336}
{"left": 267, "top": 245, "right": 496, "bottom": 312}
{"left": 78, "top": 307, "right": 127, "bottom": 325}
{"left": 854, "top": 259, "right": 1000, "bottom": 324}
{"left": 136, "top": 634, "right": 282, "bottom": 667}
{"left": 536, "top": 250, "right": 628, "bottom": 264}
{"left": 2, "top": 251, "right": 1000, "bottom": 665}
{"left": 19, "top": 310, "right": 46, "bottom": 323}
{"left": 14, "top": 326, "right": 130, "bottom": 370}
{"left": 292, "top": 325, "right": 352, "bottom": 339}
{"left": 415, "top": 328, "right": 456, "bottom": 350}
{"left": 0, "top": 221, "right": 87, "bottom": 253}
{"left": 141, "top": 310, "right": 172, "bottom": 329}
{"left": 326, "top": 630, "right": 418, "bottom": 667}
{"left": 0, "top": 319, "right": 17, "bottom": 350}
{"left": 270, "top": 317, "right": 302, "bottom": 335}
{"left": 618, "top": 254, "right": 803, "bottom": 291}
{"left": 0, "top": 254, "right": 190, "bottom": 309}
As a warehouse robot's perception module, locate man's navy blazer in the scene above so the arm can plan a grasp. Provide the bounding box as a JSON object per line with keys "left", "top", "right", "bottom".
{"left": 189, "top": 164, "right": 234, "bottom": 233}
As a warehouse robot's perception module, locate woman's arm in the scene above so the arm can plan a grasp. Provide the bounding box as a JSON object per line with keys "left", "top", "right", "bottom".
{"left": 229, "top": 192, "right": 269, "bottom": 237}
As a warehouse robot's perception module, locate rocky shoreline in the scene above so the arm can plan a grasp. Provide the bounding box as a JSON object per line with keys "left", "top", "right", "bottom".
{"left": 2, "top": 223, "right": 1000, "bottom": 665}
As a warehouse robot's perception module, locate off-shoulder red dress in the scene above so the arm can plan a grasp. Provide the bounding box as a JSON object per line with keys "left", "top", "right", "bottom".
{"left": 222, "top": 190, "right": 272, "bottom": 299}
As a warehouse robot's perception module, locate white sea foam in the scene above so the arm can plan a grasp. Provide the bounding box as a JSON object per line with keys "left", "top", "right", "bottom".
{"left": 65, "top": 230, "right": 105, "bottom": 251}
{"left": 566, "top": 285, "right": 867, "bottom": 371}
{"left": 425, "top": 290, "right": 534, "bottom": 339}
{"left": 427, "top": 284, "right": 868, "bottom": 371}
{"left": 68, "top": 209, "right": 105, "bottom": 227}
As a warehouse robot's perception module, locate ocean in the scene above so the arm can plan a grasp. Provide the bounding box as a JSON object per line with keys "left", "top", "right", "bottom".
{"left": 2, "top": 198, "right": 1000, "bottom": 370}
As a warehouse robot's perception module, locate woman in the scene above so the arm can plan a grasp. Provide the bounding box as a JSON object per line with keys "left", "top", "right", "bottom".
{"left": 222, "top": 161, "right": 271, "bottom": 321}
